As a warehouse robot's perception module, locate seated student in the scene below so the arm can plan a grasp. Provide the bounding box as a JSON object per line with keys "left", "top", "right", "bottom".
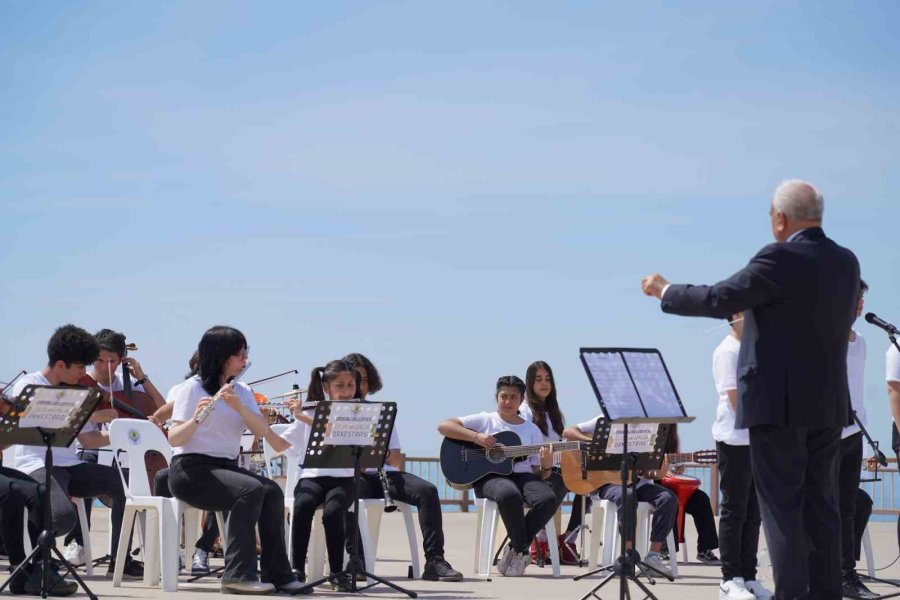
{"left": 342, "top": 353, "right": 462, "bottom": 582}
{"left": 1, "top": 449, "right": 78, "bottom": 595}
{"left": 64, "top": 328, "right": 166, "bottom": 567}
{"left": 279, "top": 360, "right": 358, "bottom": 592}
{"left": 657, "top": 424, "right": 720, "bottom": 565}
{"left": 562, "top": 416, "right": 676, "bottom": 578}
{"left": 167, "top": 326, "right": 305, "bottom": 595}
{"left": 9, "top": 324, "right": 142, "bottom": 579}
{"left": 438, "top": 375, "right": 559, "bottom": 577}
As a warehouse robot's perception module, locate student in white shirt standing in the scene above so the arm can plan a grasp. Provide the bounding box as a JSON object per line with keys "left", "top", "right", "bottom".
{"left": 438, "top": 375, "right": 558, "bottom": 577}
{"left": 9, "top": 324, "right": 141, "bottom": 579}
{"left": 166, "top": 326, "right": 305, "bottom": 596}
{"left": 839, "top": 281, "right": 878, "bottom": 600}
{"left": 712, "top": 313, "right": 772, "bottom": 600}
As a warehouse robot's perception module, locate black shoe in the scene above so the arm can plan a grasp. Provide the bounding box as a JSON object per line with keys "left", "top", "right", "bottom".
{"left": 696, "top": 549, "right": 722, "bottom": 565}
{"left": 221, "top": 579, "right": 276, "bottom": 595}
{"left": 274, "top": 578, "right": 314, "bottom": 595}
{"left": 106, "top": 557, "right": 144, "bottom": 580}
{"left": 842, "top": 576, "right": 879, "bottom": 600}
{"left": 291, "top": 569, "right": 306, "bottom": 583}
{"left": 422, "top": 556, "right": 463, "bottom": 582}
{"left": 328, "top": 572, "right": 354, "bottom": 592}
{"left": 11, "top": 563, "right": 78, "bottom": 597}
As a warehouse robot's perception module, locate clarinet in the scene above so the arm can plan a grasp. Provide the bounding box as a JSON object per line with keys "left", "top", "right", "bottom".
{"left": 195, "top": 362, "right": 252, "bottom": 424}
{"left": 377, "top": 468, "right": 398, "bottom": 513}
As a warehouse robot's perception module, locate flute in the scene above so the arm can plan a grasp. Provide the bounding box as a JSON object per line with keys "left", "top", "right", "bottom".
{"left": 195, "top": 361, "right": 252, "bottom": 424}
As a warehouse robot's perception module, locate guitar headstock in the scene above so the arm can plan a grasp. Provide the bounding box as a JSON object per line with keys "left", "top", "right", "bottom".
{"left": 691, "top": 449, "right": 718, "bottom": 464}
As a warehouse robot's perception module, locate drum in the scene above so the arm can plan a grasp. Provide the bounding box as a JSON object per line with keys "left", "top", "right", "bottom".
{"left": 660, "top": 473, "right": 701, "bottom": 544}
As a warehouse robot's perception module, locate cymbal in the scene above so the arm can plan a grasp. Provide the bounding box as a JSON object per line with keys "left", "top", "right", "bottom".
{"left": 269, "top": 389, "right": 307, "bottom": 400}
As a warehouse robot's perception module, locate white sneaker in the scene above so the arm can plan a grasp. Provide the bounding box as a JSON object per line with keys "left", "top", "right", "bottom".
{"left": 496, "top": 545, "right": 515, "bottom": 576}
{"left": 719, "top": 577, "right": 756, "bottom": 600}
{"left": 642, "top": 552, "right": 673, "bottom": 579}
{"left": 63, "top": 542, "right": 86, "bottom": 567}
{"left": 503, "top": 551, "right": 530, "bottom": 577}
{"left": 744, "top": 580, "right": 774, "bottom": 600}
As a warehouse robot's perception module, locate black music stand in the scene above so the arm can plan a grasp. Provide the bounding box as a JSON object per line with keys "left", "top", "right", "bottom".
{"left": 0, "top": 384, "right": 103, "bottom": 600}
{"left": 574, "top": 348, "right": 694, "bottom": 600}
{"left": 295, "top": 401, "right": 415, "bottom": 598}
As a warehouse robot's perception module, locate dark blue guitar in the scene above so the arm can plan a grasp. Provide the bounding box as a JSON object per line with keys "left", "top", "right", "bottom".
{"left": 439, "top": 431, "right": 585, "bottom": 489}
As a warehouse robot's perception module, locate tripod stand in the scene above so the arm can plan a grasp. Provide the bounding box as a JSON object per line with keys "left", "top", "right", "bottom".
{"left": 573, "top": 423, "right": 673, "bottom": 600}
{"left": 0, "top": 429, "right": 98, "bottom": 600}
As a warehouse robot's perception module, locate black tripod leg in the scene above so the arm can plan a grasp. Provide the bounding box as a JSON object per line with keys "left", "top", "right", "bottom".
{"left": 574, "top": 564, "right": 614, "bottom": 581}
{"left": 294, "top": 575, "right": 330, "bottom": 595}
{"left": 637, "top": 559, "right": 673, "bottom": 582}
{"left": 632, "top": 560, "right": 656, "bottom": 585}
{"left": 629, "top": 575, "right": 660, "bottom": 600}
{"left": 579, "top": 570, "right": 617, "bottom": 600}
{"left": 357, "top": 570, "right": 418, "bottom": 598}
{"left": 50, "top": 544, "right": 98, "bottom": 600}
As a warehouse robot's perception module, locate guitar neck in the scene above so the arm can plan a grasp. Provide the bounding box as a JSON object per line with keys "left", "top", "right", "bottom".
{"left": 498, "top": 440, "right": 585, "bottom": 458}
{"left": 666, "top": 451, "right": 700, "bottom": 463}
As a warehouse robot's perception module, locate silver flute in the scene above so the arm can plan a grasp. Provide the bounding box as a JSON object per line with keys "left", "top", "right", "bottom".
{"left": 195, "top": 361, "right": 252, "bottom": 424}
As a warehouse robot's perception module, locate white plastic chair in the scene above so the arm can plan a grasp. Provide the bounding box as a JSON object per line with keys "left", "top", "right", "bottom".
{"left": 473, "top": 497, "right": 561, "bottom": 578}
{"left": 359, "top": 496, "right": 421, "bottom": 579}
{"left": 862, "top": 524, "right": 875, "bottom": 578}
{"left": 588, "top": 499, "right": 678, "bottom": 577}
{"left": 107, "top": 419, "right": 179, "bottom": 592}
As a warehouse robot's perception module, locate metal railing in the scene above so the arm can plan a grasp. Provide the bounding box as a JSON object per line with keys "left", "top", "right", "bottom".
{"left": 404, "top": 455, "right": 900, "bottom": 517}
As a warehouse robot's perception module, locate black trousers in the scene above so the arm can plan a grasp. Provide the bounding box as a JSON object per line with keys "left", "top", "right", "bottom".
{"left": 63, "top": 449, "right": 99, "bottom": 546}
{"left": 750, "top": 425, "right": 842, "bottom": 600}
{"left": 717, "top": 441, "right": 761, "bottom": 581}
{"left": 292, "top": 476, "right": 352, "bottom": 574}
{"left": 0, "top": 466, "right": 76, "bottom": 565}
{"left": 31, "top": 462, "right": 125, "bottom": 562}
{"left": 354, "top": 471, "right": 447, "bottom": 561}
{"left": 597, "top": 482, "right": 677, "bottom": 545}
{"left": 672, "top": 489, "right": 719, "bottom": 553}
{"left": 474, "top": 472, "right": 559, "bottom": 554}
{"left": 838, "top": 433, "right": 863, "bottom": 576}
{"left": 169, "top": 454, "right": 293, "bottom": 585}
{"left": 154, "top": 466, "right": 222, "bottom": 553}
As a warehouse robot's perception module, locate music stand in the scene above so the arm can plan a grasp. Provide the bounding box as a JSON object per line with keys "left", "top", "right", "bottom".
{"left": 574, "top": 348, "right": 694, "bottom": 600}
{"left": 0, "top": 384, "right": 103, "bottom": 600}
{"left": 295, "top": 401, "right": 416, "bottom": 598}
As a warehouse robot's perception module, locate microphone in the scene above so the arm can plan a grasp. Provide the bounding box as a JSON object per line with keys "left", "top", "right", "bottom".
{"left": 864, "top": 313, "right": 899, "bottom": 335}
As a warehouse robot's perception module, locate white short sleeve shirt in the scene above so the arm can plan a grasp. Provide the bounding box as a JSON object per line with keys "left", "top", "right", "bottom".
{"left": 711, "top": 334, "right": 749, "bottom": 446}
{"left": 459, "top": 411, "right": 544, "bottom": 473}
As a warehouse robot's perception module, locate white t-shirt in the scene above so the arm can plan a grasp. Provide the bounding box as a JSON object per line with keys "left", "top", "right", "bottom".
{"left": 711, "top": 334, "right": 749, "bottom": 446}
{"left": 888, "top": 345, "right": 900, "bottom": 383}
{"left": 519, "top": 402, "right": 562, "bottom": 443}
{"left": 458, "top": 411, "right": 543, "bottom": 473}
{"left": 843, "top": 331, "right": 867, "bottom": 439}
{"left": 170, "top": 376, "right": 261, "bottom": 460}
{"left": 10, "top": 371, "right": 100, "bottom": 475}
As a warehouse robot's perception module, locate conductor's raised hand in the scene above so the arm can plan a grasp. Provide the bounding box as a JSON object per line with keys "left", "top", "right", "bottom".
{"left": 641, "top": 273, "right": 670, "bottom": 299}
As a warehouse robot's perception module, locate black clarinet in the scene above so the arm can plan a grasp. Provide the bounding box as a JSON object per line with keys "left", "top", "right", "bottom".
{"left": 377, "top": 469, "right": 398, "bottom": 513}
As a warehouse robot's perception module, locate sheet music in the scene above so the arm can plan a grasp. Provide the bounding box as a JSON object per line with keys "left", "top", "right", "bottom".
{"left": 622, "top": 352, "right": 684, "bottom": 417}
{"left": 605, "top": 422, "right": 659, "bottom": 454}
{"left": 19, "top": 387, "right": 87, "bottom": 429}
{"left": 583, "top": 352, "right": 643, "bottom": 419}
{"left": 323, "top": 402, "right": 381, "bottom": 446}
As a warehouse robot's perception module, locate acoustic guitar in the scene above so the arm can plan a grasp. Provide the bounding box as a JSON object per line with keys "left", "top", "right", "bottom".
{"left": 561, "top": 448, "right": 718, "bottom": 495}
{"left": 439, "top": 431, "right": 586, "bottom": 490}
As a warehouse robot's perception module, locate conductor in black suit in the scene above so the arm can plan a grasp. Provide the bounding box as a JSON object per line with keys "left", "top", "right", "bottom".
{"left": 641, "top": 180, "right": 860, "bottom": 600}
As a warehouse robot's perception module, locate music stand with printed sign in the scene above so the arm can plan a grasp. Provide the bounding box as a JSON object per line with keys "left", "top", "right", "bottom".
{"left": 573, "top": 348, "right": 693, "bottom": 600}
{"left": 0, "top": 384, "right": 103, "bottom": 600}
{"left": 295, "top": 401, "right": 416, "bottom": 598}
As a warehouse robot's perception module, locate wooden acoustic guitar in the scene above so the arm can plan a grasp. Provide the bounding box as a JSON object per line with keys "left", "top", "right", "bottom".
{"left": 439, "top": 431, "right": 586, "bottom": 490}
{"left": 561, "top": 448, "right": 718, "bottom": 495}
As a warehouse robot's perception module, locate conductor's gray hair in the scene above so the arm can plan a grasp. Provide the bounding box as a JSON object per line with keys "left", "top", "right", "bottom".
{"left": 772, "top": 180, "right": 824, "bottom": 221}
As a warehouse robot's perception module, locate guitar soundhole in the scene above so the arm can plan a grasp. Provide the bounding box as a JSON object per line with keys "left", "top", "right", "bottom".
{"left": 486, "top": 445, "right": 505, "bottom": 464}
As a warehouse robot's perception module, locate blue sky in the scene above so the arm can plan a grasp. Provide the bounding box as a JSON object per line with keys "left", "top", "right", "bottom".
{"left": 2, "top": 2, "right": 899, "bottom": 456}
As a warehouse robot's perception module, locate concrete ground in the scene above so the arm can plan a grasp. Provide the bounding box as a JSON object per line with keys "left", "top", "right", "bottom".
{"left": 3, "top": 508, "right": 900, "bottom": 599}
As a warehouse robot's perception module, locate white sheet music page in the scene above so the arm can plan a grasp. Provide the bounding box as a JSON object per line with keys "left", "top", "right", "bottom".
{"left": 622, "top": 352, "right": 683, "bottom": 418}
{"left": 19, "top": 387, "right": 87, "bottom": 429}
{"left": 324, "top": 402, "right": 380, "bottom": 446}
{"left": 583, "top": 352, "right": 643, "bottom": 419}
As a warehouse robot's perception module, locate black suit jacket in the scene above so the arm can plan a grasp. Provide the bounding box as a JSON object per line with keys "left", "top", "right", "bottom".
{"left": 661, "top": 227, "right": 860, "bottom": 429}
